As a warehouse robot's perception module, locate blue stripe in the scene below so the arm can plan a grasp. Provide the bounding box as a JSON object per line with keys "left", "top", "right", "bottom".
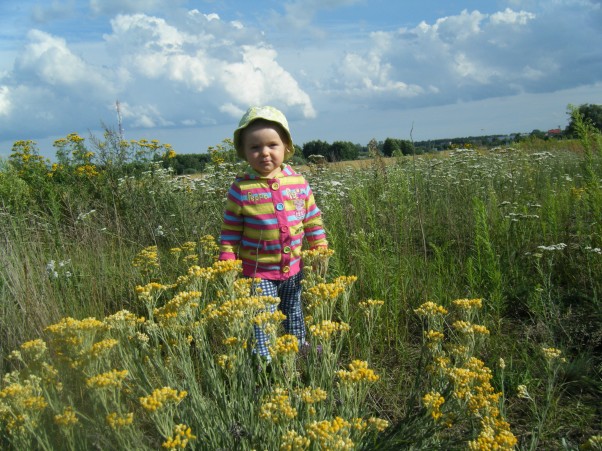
{"left": 224, "top": 213, "right": 243, "bottom": 223}
{"left": 291, "top": 238, "right": 302, "bottom": 246}
{"left": 287, "top": 214, "right": 303, "bottom": 222}
{"left": 220, "top": 234, "right": 241, "bottom": 241}
{"left": 305, "top": 229, "right": 324, "bottom": 237}
{"left": 264, "top": 243, "right": 282, "bottom": 251}
{"left": 245, "top": 217, "right": 279, "bottom": 225}
{"left": 305, "top": 207, "right": 320, "bottom": 219}
{"left": 229, "top": 188, "right": 247, "bottom": 202}
{"left": 242, "top": 239, "right": 261, "bottom": 249}
{"left": 244, "top": 261, "right": 281, "bottom": 270}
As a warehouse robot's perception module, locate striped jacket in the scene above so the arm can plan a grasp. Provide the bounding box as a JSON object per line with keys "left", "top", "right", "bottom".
{"left": 219, "top": 164, "right": 327, "bottom": 280}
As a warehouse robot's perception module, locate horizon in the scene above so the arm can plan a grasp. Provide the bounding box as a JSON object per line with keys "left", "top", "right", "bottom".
{"left": 1, "top": 1, "right": 601, "bottom": 158}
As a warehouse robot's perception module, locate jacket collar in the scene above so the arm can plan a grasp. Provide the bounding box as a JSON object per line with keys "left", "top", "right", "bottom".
{"left": 239, "top": 164, "right": 298, "bottom": 180}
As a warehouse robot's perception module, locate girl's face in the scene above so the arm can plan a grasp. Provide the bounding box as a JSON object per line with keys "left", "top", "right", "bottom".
{"left": 242, "top": 121, "right": 289, "bottom": 178}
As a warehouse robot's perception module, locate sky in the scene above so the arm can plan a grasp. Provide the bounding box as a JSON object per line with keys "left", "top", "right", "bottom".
{"left": 1, "top": 0, "right": 602, "bottom": 159}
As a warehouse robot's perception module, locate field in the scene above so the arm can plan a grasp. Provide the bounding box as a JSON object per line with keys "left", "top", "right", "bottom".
{"left": 0, "top": 119, "right": 601, "bottom": 450}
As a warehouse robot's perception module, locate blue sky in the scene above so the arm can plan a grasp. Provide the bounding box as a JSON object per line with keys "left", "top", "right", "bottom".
{"left": 1, "top": 0, "right": 602, "bottom": 159}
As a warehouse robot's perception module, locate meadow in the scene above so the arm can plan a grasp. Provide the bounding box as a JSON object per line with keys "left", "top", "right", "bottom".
{"left": 0, "top": 112, "right": 600, "bottom": 450}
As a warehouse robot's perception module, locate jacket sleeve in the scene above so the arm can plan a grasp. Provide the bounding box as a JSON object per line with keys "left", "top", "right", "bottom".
{"left": 302, "top": 181, "right": 328, "bottom": 249}
{"left": 219, "top": 180, "right": 244, "bottom": 260}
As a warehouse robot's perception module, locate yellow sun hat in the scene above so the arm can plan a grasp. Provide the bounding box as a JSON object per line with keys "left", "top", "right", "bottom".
{"left": 233, "top": 106, "right": 294, "bottom": 159}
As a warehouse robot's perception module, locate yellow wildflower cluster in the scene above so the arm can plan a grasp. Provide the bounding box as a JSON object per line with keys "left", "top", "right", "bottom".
{"left": 367, "top": 417, "right": 389, "bottom": 432}
{"left": 306, "top": 416, "right": 354, "bottom": 450}
{"left": 358, "top": 299, "right": 385, "bottom": 309}
{"left": 452, "top": 298, "right": 483, "bottom": 309}
{"left": 153, "top": 290, "right": 202, "bottom": 323}
{"left": 106, "top": 411, "right": 134, "bottom": 429}
{"left": 86, "top": 369, "right": 129, "bottom": 389}
{"left": 305, "top": 282, "right": 345, "bottom": 307}
{"left": 337, "top": 360, "right": 380, "bottom": 384}
{"left": 297, "top": 386, "right": 328, "bottom": 404}
{"left": 54, "top": 406, "right": 78, "bottom": 427}
{"left": 0, "top": 375, "right": 48, "bottom": 433}
{"left": 542, "top": 347, "right": 565, "bottom": 362}
{"left": 259, "top": 387, "right": 297, "bottom": 423}
{"left": 424, "top": 330, "right": 445, "bottom": 348}
{"left": 468, "top": 416, "right": 518, "bottom": 450}
{"left": 19, "top": 339, "right": 47, "bottom": 361}
{"left": 162, "top": 424, "right": 197, "bottom": 449}
{"left": 217, "top": 354, "right": 236, "bottom": 370}
{"left": 301, "top": 247, "right": 335, "bottom": 260}
{"left": 418, "top": 298, "right": 517, "bottom": 449}
{"left": 254, "top": 310, "right": 287, "bottom": 326}
{"left": 139, "top": 387, "right": 187, "bottom": 412}
{"left": 88, "top": 338, "right": 119, "bottom": 358}
{"left": 423, "top": 391, "right": 445, "bottom": 420}
{"left": 46, "top": 317, "right": 107, "bottom": 335}
{"left": 414, "top": 301, "right": 448, "bottom": 316}
{"left": 270, "top": 334, "right": 300, "bottom": 356}
{"left": 452, "top": 321, "right": 490, "bottom": 335}
{"left": 199, "top": 234, "right": 220, "bottom": 261}
{"left": 132, "top": 245, "right": 160, "bottom": 273}
{"left": 280, "top": 429, "right": 311, "bottom": 450}
{"left": 233, "top": 277, "right": 260, "bottom": 298}
{"left": 104, "top": 309, "right": 146, "bottom": 328}
{"left": 204, "top": 296, "right": 278, "bottom": 323}
{"left": 222, "top": 336, "right": 247, "bottom": 349}
{"left": 309, "top": 320, "right": 350, "bottom": 340}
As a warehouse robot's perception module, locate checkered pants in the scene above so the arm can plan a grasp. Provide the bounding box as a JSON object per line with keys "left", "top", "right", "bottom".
{"left": 251, "top": 272, "right": 306, "bottom": 359}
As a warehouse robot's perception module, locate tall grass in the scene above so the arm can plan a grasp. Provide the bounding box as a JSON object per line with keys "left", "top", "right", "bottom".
{"left": 1, "top": 122, "right": 601, "bottom": 448}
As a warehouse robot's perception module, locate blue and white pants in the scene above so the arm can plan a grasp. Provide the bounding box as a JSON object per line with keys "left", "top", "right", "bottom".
{"left": 251, "top": 272, "right": 305, "bottom": 358}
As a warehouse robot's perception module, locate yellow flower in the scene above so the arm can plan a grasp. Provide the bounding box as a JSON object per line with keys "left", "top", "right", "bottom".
{"left": 367, "top": 417, "right": 390, "bottom": 432}
{"left": 270, "top": 334, "right": 299, "bottom": 356}
{"left": 106, "top": 412, "right": 134, "bottom": 429}
{"left": 423, "top": 391, "right": 445, "bottom": 420}
{"left": 140, "top": 387, "right": 187, "bottom": 412}
{"left": 414, "top": 301, "right": 448, "bottom": 316}
{"left": 280, "top": 430, "right": 310, "bottom": 450}
{"left": 309, "top": 320, "right": 350, "bottom": 340}
{"left": 86, "top": 369, "right": 129, "bottom": 389}
{"left": 306, "top": 417, "right": 354, "bottom": 450}
{"left": 541, "top": 347, "right": 563, "bottom": 361}
{"left": 297, "top": 386, "right": 328, "bottom": 404}
{"left": 88, "top": 338, "right": 119, "bottom": 358}
{"left": 162, "top": 424, "right": 197, "bottom": 449}
{"left": 516, "top": 384, "right": 530, "bottom": 399}
{"left": 20, "top": 339, "right": 47, "bottom": 358}
{"left": 337, "top": 360, "right": 379, "bottom": 383}
{"left": 452, "top": 298, "right": 483, "bottom": 309}
{"left": 54, "top": 407, "right": 78, "bottom": 427}
{"left": 259, "top": 387, "right": 297, "bottom": 423}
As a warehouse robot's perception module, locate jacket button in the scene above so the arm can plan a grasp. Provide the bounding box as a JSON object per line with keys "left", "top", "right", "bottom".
{"left": 280, "top": 226, "right": 288, "bottom": 232}
{"left": 283, "top": 246, "right": 291, "bottom": 253}
{"left": 271, "top": 182, "right": 280, "bottom": 190}
{"left": 276, "top": 203, "right": 284, "bottom": 211}
{"left": 282, "top": 266, "right": 290, "bottom": 273}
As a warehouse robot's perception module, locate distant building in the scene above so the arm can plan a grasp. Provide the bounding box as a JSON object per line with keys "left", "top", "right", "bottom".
{"left": 546, "top": 128, "right": 562, "bottom": 137}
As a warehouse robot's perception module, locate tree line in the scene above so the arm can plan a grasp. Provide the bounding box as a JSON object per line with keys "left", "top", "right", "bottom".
{"left": 169, "top": 103, "right": 602, "bottom": 174}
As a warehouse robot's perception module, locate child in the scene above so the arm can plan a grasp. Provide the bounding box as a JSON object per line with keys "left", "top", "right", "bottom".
{"left": 219, "top": 106, "right": 328, "bottom": 360}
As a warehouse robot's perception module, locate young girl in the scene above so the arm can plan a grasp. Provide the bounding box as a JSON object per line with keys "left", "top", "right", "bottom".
{"left": 218, "top": 106, "right": 328, "bottom": 359}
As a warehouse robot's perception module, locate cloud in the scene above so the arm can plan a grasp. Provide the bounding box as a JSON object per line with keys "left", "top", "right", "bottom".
{"left": 0, "top": 85, "right": 10, "bottom": 116}
{"left": 0, "top": 9, "right": 315, "bottom": 142}
{"left": 89, "top": 0, "right": 187, "bottom": 16}
{"left": 322, "top": 4, "right": 601, "bottom": 107}
{"left": 14, "top": 29, "right": 115, "bottom": 97}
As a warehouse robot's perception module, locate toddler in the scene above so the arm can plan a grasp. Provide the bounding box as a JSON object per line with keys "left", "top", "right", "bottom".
{"left": 219, "top": 106, "right": 328, "bottom": 359}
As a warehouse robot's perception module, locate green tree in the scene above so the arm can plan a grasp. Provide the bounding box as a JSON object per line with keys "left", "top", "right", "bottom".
{"left": 329, "top": 141, "right": 359, "bottom": 161}
{"left": 566, "top": 104, "right": 602, "bottom": 137}
{"left": 302, "top": 140, "right": 331, "bottom": 160}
